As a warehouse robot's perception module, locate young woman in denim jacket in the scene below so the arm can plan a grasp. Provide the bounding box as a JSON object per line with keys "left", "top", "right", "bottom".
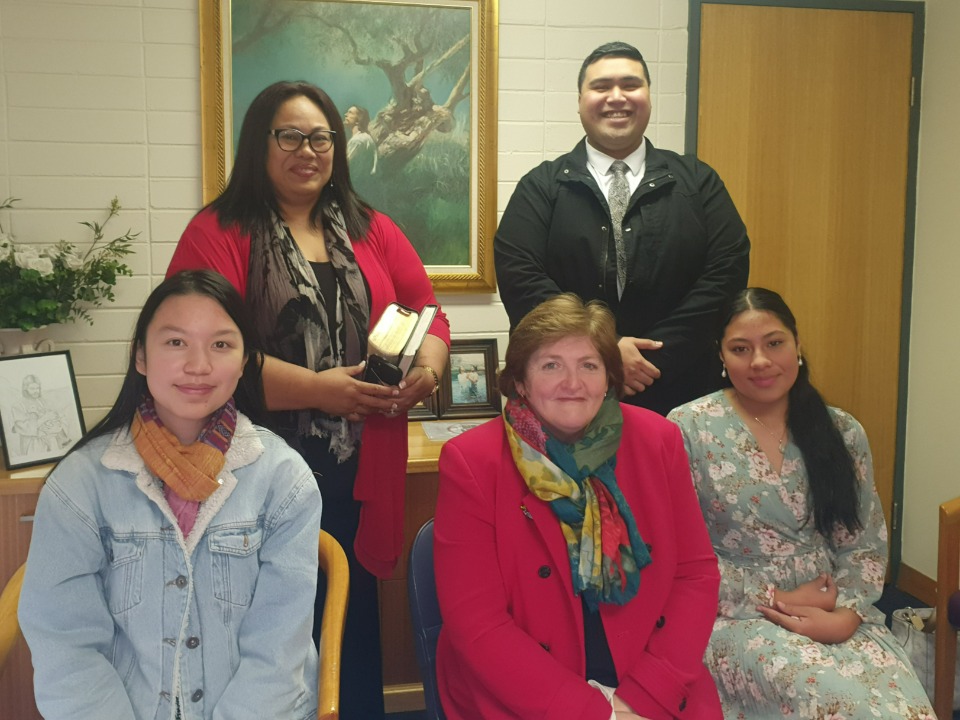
{"left": 18, "top": 270, "right": 322, "bottom": 720}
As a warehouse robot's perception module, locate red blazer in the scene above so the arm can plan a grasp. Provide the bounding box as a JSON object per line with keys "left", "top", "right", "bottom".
{"left": 434, "top": 405, "right": 721, "bottom": 719}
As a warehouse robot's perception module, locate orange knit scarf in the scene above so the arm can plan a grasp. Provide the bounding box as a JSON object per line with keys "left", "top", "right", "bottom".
{"left": 131, "top": 401, "right": 233, "bottom": 502}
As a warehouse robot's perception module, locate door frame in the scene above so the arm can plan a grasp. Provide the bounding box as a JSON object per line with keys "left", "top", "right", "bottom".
{"left": 685, "top": 0, "right": 925, "bottom": 579}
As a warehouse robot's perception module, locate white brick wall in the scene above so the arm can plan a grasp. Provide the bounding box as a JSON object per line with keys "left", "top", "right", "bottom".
{"left": 0, "top": 0, "right": 685, "bottom": 425}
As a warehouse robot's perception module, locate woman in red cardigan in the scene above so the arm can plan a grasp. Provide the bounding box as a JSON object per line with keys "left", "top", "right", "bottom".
{"left": 434, "top": 294, "right": 720, "bottom": 719}
{"left": 167, "top": 81, "right": 449, "bottom": 720}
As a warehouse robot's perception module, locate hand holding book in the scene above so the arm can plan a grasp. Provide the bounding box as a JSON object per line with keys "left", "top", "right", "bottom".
{"left": 364, "top": 302, "right": 439, "bottom": 386}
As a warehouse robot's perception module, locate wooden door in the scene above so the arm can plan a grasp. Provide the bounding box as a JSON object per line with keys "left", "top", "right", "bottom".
{"left": 695, "top": 3, "right": 915, "bottom": 530}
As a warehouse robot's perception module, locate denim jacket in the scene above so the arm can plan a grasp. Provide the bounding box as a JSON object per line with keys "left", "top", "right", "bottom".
{"left": 19, "top": 414, "right": 321, "bottom": 720}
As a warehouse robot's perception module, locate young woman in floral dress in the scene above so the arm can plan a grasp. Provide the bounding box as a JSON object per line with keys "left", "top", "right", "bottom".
{"left": 668, "top": 287, "right": 934, "bottom": 719}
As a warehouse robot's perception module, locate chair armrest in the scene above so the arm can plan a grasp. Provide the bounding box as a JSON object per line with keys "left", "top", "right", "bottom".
{"left": 0, "top": 564, "right": 26, "bottom": 671}
{"left": 317, "top": 530, "right": 349, "bottom": 720}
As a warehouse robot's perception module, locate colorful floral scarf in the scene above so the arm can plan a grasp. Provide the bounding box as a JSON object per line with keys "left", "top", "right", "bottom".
{"left": 246, "top": 206, "right": 369, "bottom": 461}
{"left": 504, "top": 394, "right": 651, "bottom": 610}
{"left": 132, "top": 395, "right": 237, "bottom": 535}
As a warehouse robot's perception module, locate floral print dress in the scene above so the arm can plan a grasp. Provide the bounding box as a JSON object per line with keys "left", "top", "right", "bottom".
{"left": 668, "top": 390, "right": 935, "bottom": 720}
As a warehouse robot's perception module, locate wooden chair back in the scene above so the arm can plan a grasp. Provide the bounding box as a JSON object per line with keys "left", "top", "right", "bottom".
{"left": 935, "top": 495, "right": 960, "bottom": 718}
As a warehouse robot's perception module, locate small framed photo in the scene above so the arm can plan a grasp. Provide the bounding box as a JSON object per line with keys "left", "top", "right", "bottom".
{"left": 441, "top": 339, "right": 501, "bottom": 419}
{"left": 407, "top": 393, "right": 440, "bottom": 422}
{"left": 0, "top": 351, "right": 86, "bottom": 470}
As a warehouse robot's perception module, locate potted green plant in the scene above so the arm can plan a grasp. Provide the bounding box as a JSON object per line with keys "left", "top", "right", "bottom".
{"left": 0, "top": 197, "right": 137, "bottom": 333}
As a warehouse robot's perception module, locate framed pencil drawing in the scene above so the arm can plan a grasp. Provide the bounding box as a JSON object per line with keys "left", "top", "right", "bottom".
{"left": 0, "top": 351, "right": 85, "bottom": 470}
{"left": 199, "top": 0, "right": 499, "bottom": 293}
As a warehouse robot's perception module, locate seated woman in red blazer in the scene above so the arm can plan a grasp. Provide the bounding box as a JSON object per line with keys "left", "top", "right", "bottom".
{"left": 434, "top": 294, "right": 722, "bottom": 720}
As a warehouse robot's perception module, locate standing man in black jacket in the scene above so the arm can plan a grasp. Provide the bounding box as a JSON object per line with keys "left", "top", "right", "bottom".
{"left": 495, "top": 41, "right": 750, "bottom": 415}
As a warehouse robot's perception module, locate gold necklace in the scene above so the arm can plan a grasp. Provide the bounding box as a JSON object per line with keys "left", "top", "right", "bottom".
{"left": 752, "top": 415, "right": 786, "bottom": 454}
{"left": 731, "top": 390, "right": 788, "bottom": 454}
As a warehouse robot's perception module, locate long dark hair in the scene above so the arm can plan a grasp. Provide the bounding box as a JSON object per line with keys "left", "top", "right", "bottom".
{"left": 69, "top": 270, "right": 266, "bottom": 455}
{"left": 719, "top": 288, "right": 862, "bottom": 536}
{"left": 209, "top": 80, "right": 372, "bottom": 241}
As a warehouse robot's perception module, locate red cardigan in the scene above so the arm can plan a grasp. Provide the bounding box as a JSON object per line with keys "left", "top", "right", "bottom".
{"left": 434, "top": 406, "right": 722, "bottom": 719}
{"left": 167, "top": 208, "right": 450, "bottom": 578}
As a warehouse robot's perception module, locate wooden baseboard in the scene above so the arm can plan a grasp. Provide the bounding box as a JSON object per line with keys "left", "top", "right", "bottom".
{"left": 898, "top": 562, "right": 937, "bottom": 607}
{"left": 384, "top": 683, "right": 426, "bottom": 714}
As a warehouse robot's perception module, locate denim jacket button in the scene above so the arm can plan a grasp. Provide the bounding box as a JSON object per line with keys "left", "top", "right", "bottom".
{"left": 174, "top": 575, "right": 188, "bottom": 589}
{"left": 191, "top": 689, "right": 203, "bottom": 702}
{"left": 186, "top": 636, "right": 200, "bottom": 649}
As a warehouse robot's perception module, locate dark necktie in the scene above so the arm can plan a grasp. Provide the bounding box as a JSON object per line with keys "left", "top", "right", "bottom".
{"left": 608, "top": 160, "right": 630, "bottom": 292}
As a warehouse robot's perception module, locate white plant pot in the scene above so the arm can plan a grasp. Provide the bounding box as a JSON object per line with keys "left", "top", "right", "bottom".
{"left": 0, "top": 327, "right": 56, "bottom": 356}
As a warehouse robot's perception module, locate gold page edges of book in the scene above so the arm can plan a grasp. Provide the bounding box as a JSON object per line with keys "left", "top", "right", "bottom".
{"left": 368, "top": 303, "right": 420, "bottom": 363}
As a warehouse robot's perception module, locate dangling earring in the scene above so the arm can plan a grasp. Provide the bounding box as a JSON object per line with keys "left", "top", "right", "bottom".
{"left": 798, "top": 355, "right": 804, "bottom": 366}
{"left": 721, "top": 364, "right": 727, "bottom": 378}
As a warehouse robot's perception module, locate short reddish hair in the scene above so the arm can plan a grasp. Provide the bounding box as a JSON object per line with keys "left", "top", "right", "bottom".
{"left": 498, "top": 293, "right": 623, "bottom": 399}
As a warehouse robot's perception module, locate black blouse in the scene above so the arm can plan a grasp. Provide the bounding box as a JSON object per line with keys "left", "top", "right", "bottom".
{"left": 310, "top": 260, "right": 339, "bottom": 353}
{"left": 582, "top": 595, "right": 618, "bottom": 687}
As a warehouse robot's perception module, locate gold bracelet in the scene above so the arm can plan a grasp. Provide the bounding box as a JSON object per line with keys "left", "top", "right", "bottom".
{"left": 419, "top": 365, "right": 440, "bottom": 394}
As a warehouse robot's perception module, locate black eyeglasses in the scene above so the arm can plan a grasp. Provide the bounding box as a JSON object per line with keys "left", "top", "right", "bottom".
{"left": 269, "top": 128, "right": 336, "bottom": 154}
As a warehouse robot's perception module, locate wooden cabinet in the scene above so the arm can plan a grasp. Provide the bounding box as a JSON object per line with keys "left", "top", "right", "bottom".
{"left": 0, "top": 466, "right": 47, "bottom": 720}
{"left": 381, "top": 423, "right": 446, "bottom": 713}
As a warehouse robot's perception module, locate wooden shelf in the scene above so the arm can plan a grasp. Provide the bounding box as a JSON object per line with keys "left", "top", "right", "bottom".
{"left": 406, "top": 421, "right": 445, "bottom": 474}
{"left": 380, "top": 422, "right": 452, "bottom": 712}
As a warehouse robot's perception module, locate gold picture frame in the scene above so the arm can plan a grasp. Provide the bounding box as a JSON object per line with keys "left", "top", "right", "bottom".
{"left": 199, "top": 0, "right": 499, "bottom": 293}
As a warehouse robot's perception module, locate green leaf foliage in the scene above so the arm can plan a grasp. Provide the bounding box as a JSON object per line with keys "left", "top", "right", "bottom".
{"left": 0, "top": 197, "right": 137, "bottom": 330}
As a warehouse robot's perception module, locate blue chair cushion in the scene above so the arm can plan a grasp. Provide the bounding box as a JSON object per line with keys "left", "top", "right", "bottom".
{"left": 408, "top": 519, "right": 446, "bottom": 720}
{"left": 948, "top": 590, "right": 960, "bottom": 630}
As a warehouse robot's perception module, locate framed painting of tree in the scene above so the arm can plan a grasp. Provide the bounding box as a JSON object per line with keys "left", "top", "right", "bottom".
{"left": 199, "top": 0, "right": 499, "bottom": 293}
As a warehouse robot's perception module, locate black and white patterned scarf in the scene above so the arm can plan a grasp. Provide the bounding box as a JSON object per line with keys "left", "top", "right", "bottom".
{"left": 247, "top": 205, "right": 369, "bottom": 461}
